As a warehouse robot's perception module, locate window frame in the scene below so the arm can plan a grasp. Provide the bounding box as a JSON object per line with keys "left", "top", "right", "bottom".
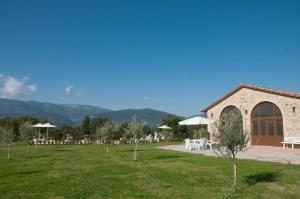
{"left": 251, "top": 102, "right": 283, "bottom": 136}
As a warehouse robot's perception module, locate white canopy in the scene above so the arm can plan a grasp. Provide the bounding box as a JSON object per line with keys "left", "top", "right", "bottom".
{"left": 179, "top": 116, "right": 211, "bottom": 126}
{"left": 158, "top": 125, "right": 172, "bottom": 129}
{"left": 42, "top": 123, "right": 57, "bottom": 128}
{"left": 43, "top": 123, "right": 57, "bottom": 139}
{"left": 31, "top": 123, "right": 57, "bottom": 128}
{"left": 31, "top": 123, "right": 44, "bottom": 128}
{"left": 31, "top": 123, "right": 57, "bottom": 139}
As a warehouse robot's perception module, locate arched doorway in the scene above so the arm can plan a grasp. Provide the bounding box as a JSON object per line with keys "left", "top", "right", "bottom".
{"left": 220, "top": 105, "right": 243, "bottom": 123}
{"left": 251, "top": 102, "right": 283, "bottom": 146}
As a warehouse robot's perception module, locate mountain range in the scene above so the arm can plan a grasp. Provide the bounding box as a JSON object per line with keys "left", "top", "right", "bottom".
{"left": 0, "top": 98, "right": 172, "bottom": 127}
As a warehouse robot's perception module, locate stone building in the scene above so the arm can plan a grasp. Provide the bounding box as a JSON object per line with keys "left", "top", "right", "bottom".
{"left": 202, "top": 84, "right": 300, "bottom": 146}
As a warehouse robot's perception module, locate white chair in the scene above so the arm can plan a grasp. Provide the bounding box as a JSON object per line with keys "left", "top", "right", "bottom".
{"left": 154, "top": 132, "right": 160, "bottom": 143}
{"left": 199, "top": 139, "right": 207, "bottom": 150}
{"left": 145, "top": 134, "right": 153, "bottom": 143}
{"left": 154, "top": 136, "right": 160, "bottom": 143}
{"left": 32, "top": 138, "right": 38, "bottom": 145}
{"left": 185, "top": 139, "right": 191, "bottom": 151}
{"left": 140, "top": 137, "right": 145, "bottom": 143}
{"left": 195, "top": 140, "right": 202, "bottom": 151}
{"left": 190, "top": 139, "right": 207, "bottom": 151}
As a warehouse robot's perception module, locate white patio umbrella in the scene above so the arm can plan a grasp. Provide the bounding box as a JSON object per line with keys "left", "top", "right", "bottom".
{"left": 31, "top": 123, "right": 44, "bottom": 137}
{"left": 179, "top": 116, "right": 212, "bottom": 139}
{"left": 42, "top": 123, "right": 57, "bottom": 139}
{"left": 31, "top": 123, "right": 57, "bottom": 139}
{"left": 158, "top": 125, "right": 172, "bottom": 141}
{"left": 158, "top": 125, "right": 172, "bottom": 129}
{"left": 178, "top": 116, "right": 211, "bottom": 126}
{"left": 31, "top": 123, "right": 44, "bottom": 128}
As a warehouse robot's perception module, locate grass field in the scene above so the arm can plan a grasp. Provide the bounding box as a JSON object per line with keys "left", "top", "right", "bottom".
{"left": 0, "top": 143, "right": 300, "bottom": 199}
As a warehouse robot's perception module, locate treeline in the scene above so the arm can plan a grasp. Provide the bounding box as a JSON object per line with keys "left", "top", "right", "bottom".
{"left": 0, "top": 114, "right": 190, "bottom": 141}
{"left": 0, "top": 116, "right": 44, "bottom": 141}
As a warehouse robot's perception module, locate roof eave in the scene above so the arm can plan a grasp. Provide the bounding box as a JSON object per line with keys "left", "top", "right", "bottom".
{"left": 201, "top": 84, "right": 300, "bottom": 112}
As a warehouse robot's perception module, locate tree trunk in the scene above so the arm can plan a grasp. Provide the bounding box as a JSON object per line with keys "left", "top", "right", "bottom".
{"left": 27, "top": 141, "right": 30, "bottom": 153}
{"left": 232, "top": 158, "right": 237, "bottom": 192}
{"left": 106, "top": 141, "right": 109, "bottom": 152}
{"left": 133, "top": 142, "right": 138, "bottom": 161}
{"left": 7, "top": 143, "right": 10, "bottom": 160}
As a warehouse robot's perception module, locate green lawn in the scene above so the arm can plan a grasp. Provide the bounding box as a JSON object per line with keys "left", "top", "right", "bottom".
{"left": 0, "top": 143, "right": 299, "bottom": 199}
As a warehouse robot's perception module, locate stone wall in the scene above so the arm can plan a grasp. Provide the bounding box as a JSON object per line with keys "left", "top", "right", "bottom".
{"left": 206, "top": 88, "right": 300, "bottom": 140}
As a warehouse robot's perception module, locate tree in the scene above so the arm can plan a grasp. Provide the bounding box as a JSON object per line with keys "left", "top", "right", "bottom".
{"left": 90, "top": 117, "right": 110, "bottom": 139}
{"left": 160, "top": 129, "right": 174, "bottom": 141}
{"left": 0, "top": 116, "right": 39, "bottom": 141}
{"left": 125, "top": 115, "right": 146, "bottom": 161}
{"left": 142, "top": 124, "right": 153, "bottom": 136}
{"left": 211, "top": 108, "right": 249, "bottom": 192}
{"left": 160, "top": 115, "right": 188, "bottom": 138}
{"left": 111, "top": 123, "right": 125, "bottom": 140}
{"left": 52, "top": 125, "right": 73, "bottom": 140}
{"left": 95, "top": 121, "right": 114, "bottom": 152}
{"left": 11, "top": 119, "right": 19, "bottom": 141}
{"left": 19, "top": 122, "right": 37, "bottom": 152}
{"left": 73, "top": 125, "right": 83, "bottom": 140}
{"left": 0, "top": 127, "right": 13, "bottom": 160}
{"left": 117, "top": 122, "right": 129, "bottom": 142}
{"left": 81, "top": 116, "right": 91, "bottom": 137}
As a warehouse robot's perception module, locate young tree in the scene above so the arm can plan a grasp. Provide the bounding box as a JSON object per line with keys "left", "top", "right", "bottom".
{"left": 212, "top": 108, "right": 249, "bottom": 192}
{"left": 90, "top": 117, "right": 110, "bottom": 139}
{"left": 95, "top": 121, "right": 114, "bottom": 152}
{"left": 125, "top": 115, "right": 146, "bottom": 161}
{"left": 11, "top": 119, "right": 19, "bottom": 141}
{"left": 0, "top": 116, "right": 40, "bottom": 142}
{"left": 0, "top": 127, "right": 13, "bottom": 160}
{"left": 19, "top": 122, "right": 37, "bottom": 152}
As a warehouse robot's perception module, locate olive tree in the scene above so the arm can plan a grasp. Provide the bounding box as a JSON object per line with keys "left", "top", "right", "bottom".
{"left": 95, "top": 121, "right": 114, "bottom": 152}
{"left": 211, "top": 108, "right": 249, "bottom": 192}
{"left": 19, "top": 122, "right": 37, "bottom": 152}
{"left": 0, "top": 127, "right": 13, "bottom": 160}
{"left": 125, "top": 115, "right": 146, "bottom": 161}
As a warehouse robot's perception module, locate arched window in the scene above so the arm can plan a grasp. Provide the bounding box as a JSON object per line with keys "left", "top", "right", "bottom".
{"left": 220, "top": 106, "right": 243, "bottom": 122}
{"left": 219, "top": 106, "right": 243, "bottom": 131}
{"left": 251, "top": 102, "right": 283, "bottom": 146}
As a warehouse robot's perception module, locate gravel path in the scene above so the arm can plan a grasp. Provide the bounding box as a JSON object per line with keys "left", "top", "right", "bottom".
{"left": 159, "top": 144, "right": 300, "bottom": 165}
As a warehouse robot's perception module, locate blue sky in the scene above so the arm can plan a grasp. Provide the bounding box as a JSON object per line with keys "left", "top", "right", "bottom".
{"left": 0, "top": 0, "right": 299, "bottom": 116}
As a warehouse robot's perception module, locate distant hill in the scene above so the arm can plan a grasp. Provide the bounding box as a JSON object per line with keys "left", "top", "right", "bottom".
{"left": 0, "top": 98, "right": 111, "bottom": 125}
{"left": 97, "top": 108, "right": 170, "bottom": 127}
{"left": 0, "top": 98, "right": 172, "bottom": 126}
